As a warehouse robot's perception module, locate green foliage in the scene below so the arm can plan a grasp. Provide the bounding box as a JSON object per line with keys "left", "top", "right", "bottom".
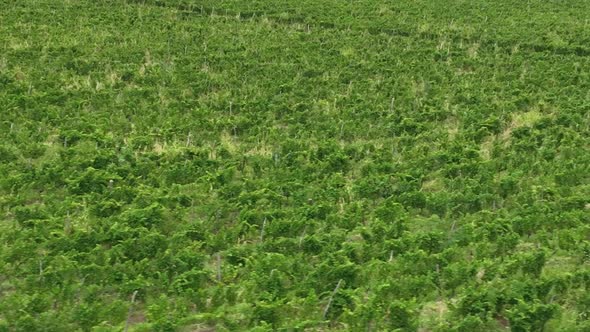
{"left": 1, "top": 0, "right": 589, "bottom": 330}
{"left": 506, "top": 300, "right": 558, "bottom": 332}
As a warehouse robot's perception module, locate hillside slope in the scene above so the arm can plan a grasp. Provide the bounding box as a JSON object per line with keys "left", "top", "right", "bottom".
{"left": 1, "top": 0, "right": 589, "bottom": 330}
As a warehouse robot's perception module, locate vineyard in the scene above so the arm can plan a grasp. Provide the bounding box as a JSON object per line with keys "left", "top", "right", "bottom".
{"left": 1, "top": 0, "right": 589, "bottom": 331}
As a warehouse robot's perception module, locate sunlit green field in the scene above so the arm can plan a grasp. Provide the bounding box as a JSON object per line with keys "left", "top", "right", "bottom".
{"left": 1, "top": 0, "right": 589, "bottom": 330}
